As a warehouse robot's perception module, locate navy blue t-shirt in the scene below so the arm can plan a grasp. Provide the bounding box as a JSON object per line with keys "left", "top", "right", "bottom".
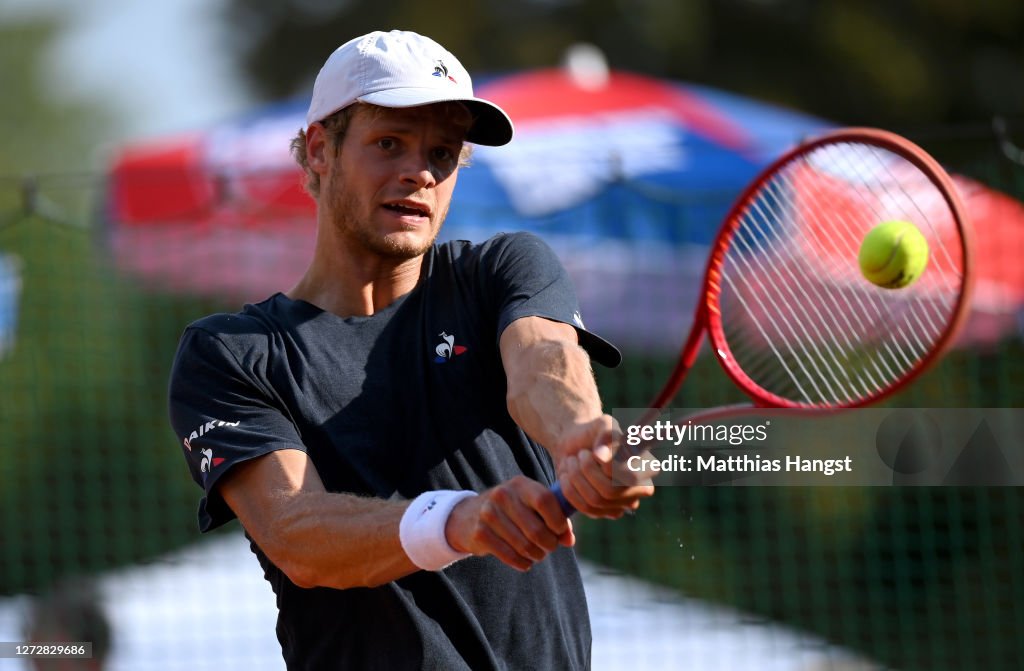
{"left": 167, "top": 232, "right": 620, "bottom": 671}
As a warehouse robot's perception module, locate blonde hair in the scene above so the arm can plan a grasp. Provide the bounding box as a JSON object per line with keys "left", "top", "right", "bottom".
{"left": 290, "top": 103, "right": 475, "bottom": 198}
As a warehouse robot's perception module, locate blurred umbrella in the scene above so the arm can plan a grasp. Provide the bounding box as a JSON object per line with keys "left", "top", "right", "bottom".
{"left": 102, "top": 65, "right": 1024, "bottom": 350}
{"left": 105, "top": 101, "right": 315, "bottom": 299}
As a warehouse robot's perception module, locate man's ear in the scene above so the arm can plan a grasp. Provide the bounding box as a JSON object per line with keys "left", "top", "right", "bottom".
{"left": 306, "top": 123, "right": 330, "bottom": 176}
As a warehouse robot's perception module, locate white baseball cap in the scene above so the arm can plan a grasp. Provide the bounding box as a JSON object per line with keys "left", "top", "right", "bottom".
{"left": 305, "top": 30, "right": 514, "bottom": 146}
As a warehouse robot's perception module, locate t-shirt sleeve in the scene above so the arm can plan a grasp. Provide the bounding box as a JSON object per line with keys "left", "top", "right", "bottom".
{"left": 486, "top": 232, "right": 621, "bottom": 367}
{"left": 168, "top": 322, "right": 306, "bottom": 531}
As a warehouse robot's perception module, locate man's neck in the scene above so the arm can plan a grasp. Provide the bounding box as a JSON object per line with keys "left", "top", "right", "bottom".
{"left": 287, "top": 242, "right": 426, "bottom": 318}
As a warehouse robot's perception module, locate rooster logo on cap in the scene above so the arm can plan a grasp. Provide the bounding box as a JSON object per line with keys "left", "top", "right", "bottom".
{"left": 433, "top": 60, "right": 457, "bottom": 83}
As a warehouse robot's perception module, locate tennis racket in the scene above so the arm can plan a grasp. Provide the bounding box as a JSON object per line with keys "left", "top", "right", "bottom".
{"left": 553, "top": 127, "right": 973, "bottom": 514}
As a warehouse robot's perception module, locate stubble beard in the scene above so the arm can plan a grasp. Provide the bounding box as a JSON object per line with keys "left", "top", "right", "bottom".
{"left": 325, "top": 168, "right": 447, "bottom": 260}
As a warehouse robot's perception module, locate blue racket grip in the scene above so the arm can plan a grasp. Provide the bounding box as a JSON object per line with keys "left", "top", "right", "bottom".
{"left": 550, "top": 481, "right": 576, "bottom": 516}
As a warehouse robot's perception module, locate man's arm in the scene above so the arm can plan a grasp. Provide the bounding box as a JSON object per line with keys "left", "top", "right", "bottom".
{"left": 219, "top": 449, "right": 413, "bottom": 589}
{"left": 498, "top": 316, "right": 654, "bottom": 518}
{"left": 219, "top": 448, "right": 575, "bottom": 589}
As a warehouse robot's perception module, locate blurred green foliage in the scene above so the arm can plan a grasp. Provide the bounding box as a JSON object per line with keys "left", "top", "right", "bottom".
{"left": 223, "top": 0, "right": 1024, "bottom": 133}
{"left": 0, "top": 19, "right": 109, "bottom": 177}
{"left": 0, "top": 212, "right": 234, "bottom": 594}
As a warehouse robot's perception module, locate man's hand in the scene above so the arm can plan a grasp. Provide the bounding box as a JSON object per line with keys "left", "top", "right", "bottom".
{"left": 499, "top": 316, "right": 655, "bottom": 521}
{"left": 445, "top": 476, "right": 575, "bottom": 571}
{"left": 553, "top": 415, "right": 655, "bottom": 519}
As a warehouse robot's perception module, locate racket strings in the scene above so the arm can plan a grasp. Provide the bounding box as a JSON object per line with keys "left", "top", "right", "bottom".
{"left": 726, "top": 211, "right": 872, "bottom": 404}
{"left": 778, "top": 145, "right": 955, "bottom": 394}
{"left": 735, "top": 202, "right": 889, "bottom": 403}
{"left": 774, "top": 157, "right": 938, "bottom": 365}
{"left": 744, "top": 173, "right": 913, "bottom": 387}
{"left": 816, "top": 145, "right": 961, "bottom": 344}
{"left": 780, "top": 157, "right": 950, "bottom": 390}
{"left": 831, "top": 144, "right": 961, "bottom": 321}
{"left": 729, "top": 171, "right": 907, "bottom": 403}
{"left": 783, "top": 165, "right": 935, "bottom": 386}
{"left": 843, "top": 147, "right": 962, "bottom": 317}
{"left": 730, "top": 218, "right": 890, "bottom": 404}
{"left": 717, "top": 140, "right": 965, "bottom": 407}
{"left": 860, "top": 148, "right": 964, "bottom": 297}
{"left": 718, "top": 257, "right": 832, "bottom": 403}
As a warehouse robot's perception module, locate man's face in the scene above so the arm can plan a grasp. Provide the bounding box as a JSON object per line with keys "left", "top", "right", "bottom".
{"left": 320, "top": 104, "right": 470, "bottom": 260}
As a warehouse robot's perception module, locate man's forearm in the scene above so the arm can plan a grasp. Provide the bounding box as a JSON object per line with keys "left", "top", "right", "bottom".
{"left": 501, "top": 317, "right": 654, "bottom": 518}
{"left": 503, "top": 326, "right": 604, "bottom": 459}
{"left": 220, "top": 451, "right": 417, "bottom": 590}
{"left": 261, "top": 490, "right": 415, "bottom": 589}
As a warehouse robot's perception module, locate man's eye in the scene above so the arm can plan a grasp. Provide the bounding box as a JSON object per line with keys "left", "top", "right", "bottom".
{"left": 378, "top": 138, "right": 396, "bottom": 150}
{"left": 432, "top": 147, "right": 455, "bottom": 162}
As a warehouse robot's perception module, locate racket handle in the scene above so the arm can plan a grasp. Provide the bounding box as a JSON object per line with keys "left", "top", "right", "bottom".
{"left": 550, "top": 482, "right": 576, "bottom": 516}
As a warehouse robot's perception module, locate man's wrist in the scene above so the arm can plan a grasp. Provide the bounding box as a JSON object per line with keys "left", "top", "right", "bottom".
{"left": 399, "top": 490, "right": 477, "bottom": 571}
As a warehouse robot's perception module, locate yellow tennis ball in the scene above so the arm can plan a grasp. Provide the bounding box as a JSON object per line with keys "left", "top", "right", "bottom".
{"left": 858, "top": 220, "right": 930, "bottom": 289}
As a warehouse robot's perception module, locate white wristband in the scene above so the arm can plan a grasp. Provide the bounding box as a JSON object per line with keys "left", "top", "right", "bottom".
{"left": 399, "top": 490, "right": 477, "bottom": 571}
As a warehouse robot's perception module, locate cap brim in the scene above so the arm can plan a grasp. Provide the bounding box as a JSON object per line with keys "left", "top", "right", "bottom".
{"left": 576, "top": 328, "right": 623, "bottom": 369}
{"left": 358, "top": 88, "right": 514, "bottom": 146}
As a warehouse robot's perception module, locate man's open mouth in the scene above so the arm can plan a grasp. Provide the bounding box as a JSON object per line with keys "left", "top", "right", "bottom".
{"left": 383, "top": 202, "right": 430, "bottom": 217}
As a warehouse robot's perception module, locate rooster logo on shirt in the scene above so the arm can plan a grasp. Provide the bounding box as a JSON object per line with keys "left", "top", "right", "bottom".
{"left": 434, "top": 331, "right": 468, "bottom": 363}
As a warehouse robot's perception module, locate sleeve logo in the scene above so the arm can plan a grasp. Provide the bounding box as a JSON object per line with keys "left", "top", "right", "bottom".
{"left": 183, "top": 419, "right": 240, "bottom": 451}
{"left": 199, "top": 448, "right": 224, "bottom": 473}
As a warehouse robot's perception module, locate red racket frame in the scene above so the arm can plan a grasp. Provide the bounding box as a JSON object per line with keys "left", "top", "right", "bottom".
{"left": 648, "top": 127, "right": 974, "bottom": 416}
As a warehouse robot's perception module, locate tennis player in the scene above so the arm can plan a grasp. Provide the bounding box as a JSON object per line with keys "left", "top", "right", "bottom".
{"left": 168, "top": 29, "right": 652, "bottom": 670}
